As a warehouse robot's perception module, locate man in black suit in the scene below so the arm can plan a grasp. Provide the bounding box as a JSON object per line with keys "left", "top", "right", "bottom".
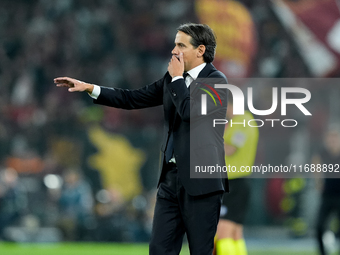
{"left": 55, "top": 23, "right": 228, "bottom": 255}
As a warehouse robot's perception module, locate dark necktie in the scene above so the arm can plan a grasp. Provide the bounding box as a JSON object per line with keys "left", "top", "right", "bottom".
{"left": 183, "top": 72, "right": 189, "bottom": 85}
{"left": 165, "top": 132, "right": 174, "bottom": 163}
{"left": 165, "top": 72, "right": 189, "bottom": 162}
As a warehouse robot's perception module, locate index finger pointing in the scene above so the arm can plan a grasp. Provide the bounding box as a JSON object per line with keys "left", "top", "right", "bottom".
{"left": 54, "top": 77, "right": 72, "bottom": 84}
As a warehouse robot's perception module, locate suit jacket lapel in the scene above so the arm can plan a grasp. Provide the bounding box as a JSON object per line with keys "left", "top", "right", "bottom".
{"left": 189, "top": 63, "right": 216, "bottom": 96}
{"left": 198, "top": 63, "right": 215, "bottom": 78}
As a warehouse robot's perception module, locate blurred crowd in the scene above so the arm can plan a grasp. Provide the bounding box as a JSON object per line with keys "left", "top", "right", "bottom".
{"left": 0, "top": 0, "right": 195, "bottom": 242}
{"left": 0, "top": 165, "right": 156, "bottom": 242}
{"left": 0, "top": 0, "right": 338, "bottom": 243}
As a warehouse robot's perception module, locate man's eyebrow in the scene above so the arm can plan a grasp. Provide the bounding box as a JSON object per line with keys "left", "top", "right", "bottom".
{"left": 175, "top": 42, "right": 186, "bottom": 46}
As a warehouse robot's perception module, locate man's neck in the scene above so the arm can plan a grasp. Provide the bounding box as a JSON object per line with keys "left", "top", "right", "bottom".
{"left": 187, "top": 60, "right": 206, "bottom": 72}
{"left": 187, "top": 62, "right": 207, "bottom": 80}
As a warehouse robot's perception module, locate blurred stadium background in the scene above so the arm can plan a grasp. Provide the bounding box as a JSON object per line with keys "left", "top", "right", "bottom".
{"left": 1, "top": 0, "right": 340, "bottom": 254}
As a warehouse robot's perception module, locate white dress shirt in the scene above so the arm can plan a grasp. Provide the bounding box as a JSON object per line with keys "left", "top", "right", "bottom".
{"left": 89, "top": 84, "right": 101, "bottom": 99}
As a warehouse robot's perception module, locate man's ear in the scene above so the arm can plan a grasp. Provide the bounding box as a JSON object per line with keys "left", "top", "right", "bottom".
{"left": 197, "top": 45, "right": 206, "bottom": 58}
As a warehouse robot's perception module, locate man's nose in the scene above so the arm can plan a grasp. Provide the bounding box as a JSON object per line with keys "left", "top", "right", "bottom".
{"left": 171, "top": 46, "right": 178, "bottom": 55}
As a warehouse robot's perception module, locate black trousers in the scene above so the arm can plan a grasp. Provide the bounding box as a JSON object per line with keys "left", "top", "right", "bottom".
{"left": 149, "top": 163, "right": 223, "bottom": 255}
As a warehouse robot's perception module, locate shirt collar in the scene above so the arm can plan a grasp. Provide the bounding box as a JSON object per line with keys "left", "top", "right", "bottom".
{"left": 187, "top": 63, "right": 206, "bottom": 80}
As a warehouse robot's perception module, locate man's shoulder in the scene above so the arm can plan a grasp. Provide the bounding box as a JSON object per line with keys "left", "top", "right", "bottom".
{"left": 205, "top": 64, "right": 228, "bottom": 81}
{"left": 209, "top": 69, "right": 227, "bottom": 80}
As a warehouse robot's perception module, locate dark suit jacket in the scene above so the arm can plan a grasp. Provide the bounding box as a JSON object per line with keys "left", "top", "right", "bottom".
{"left": 94, "top": 63, "right": 229, "bottom": 196}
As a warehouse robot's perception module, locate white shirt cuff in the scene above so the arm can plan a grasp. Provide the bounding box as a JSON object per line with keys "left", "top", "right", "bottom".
{"left": 171, "top": 76, "right": 183, "bottom": 83}
{"left": 89, "top": 85, "right": 101, "bottom": 99}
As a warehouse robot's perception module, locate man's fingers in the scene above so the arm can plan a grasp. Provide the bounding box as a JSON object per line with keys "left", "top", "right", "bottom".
{"left": 54, "top": 77, "right": 76, "bottom": 89}
{"left": 54, "top": 77, "right": 75, "bottom": 84}
{"left": 55, "top": 82, "right": 74, "bottom": 87}
{"left": 56, "top": 83, "right": 70, "bottom": 87}
{"left": 54, "top": 77, "right": 69, "bottom": 82}
{"left": 173, "top": 55, "right": 180, "bottom": 62}
{"left": 179, "top": 52, "right": 183, "bottom": 62}
{"left": 54, "top": 76, "right": 89, "bottom": 93}
{"left": 54, "top": 79, "right": 70, "bottom": 84}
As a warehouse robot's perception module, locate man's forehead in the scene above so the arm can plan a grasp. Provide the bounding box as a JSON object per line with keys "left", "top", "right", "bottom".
{"left": 174, "top": 31, "right": 191, "bottom": 44}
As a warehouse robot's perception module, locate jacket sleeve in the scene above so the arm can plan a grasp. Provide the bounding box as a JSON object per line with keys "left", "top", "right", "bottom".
{"left": 93, "top": 76, "right": 165, "bottom": 109}
{"left": 166, "top": 70, "right": 228, "bottom": 121}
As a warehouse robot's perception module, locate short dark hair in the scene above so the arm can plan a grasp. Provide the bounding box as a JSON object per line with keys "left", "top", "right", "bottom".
{"left": 177, "top": 23, "right": 217, "bottom": 63}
